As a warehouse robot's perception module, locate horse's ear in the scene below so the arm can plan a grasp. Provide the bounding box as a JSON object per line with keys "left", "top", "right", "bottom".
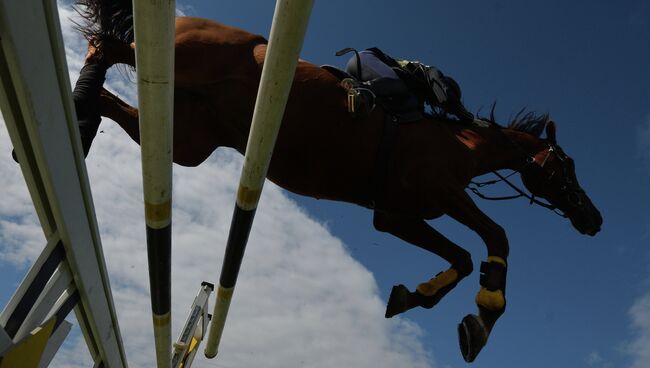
{"left": 545, "top": 120, "right": 557, "bottom": 143}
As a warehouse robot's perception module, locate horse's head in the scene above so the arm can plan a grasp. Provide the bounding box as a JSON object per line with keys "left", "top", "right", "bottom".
{"left": 520, "top": 121, "right": 602, "bottom": 236}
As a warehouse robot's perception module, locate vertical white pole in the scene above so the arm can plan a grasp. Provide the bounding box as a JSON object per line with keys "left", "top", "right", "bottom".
{"left": 204, "top": 0, "right": 314, "bottom": 359}
{"left": 132, "top": 1, "right": 175, "bottom": 367}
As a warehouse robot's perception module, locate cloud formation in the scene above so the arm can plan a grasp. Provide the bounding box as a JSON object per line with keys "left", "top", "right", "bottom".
{"left": 0, "top": 3, "right": 435, "bottom": 367}
{"left": 625, "top": 292, "right": 650, "bottom": 368}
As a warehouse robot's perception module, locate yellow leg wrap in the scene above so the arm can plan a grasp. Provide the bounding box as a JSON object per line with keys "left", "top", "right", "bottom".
{"left": 416, "top": 268, "right": 458, "bottom": 296}
{"left": 487, "top": 256, "right": 506, "bottom": 266}
{"left": 476, "top": 288, "right": 505, "bottom": 311}
{"left": 476, "top": 256, "right": 507, "bottom": 311}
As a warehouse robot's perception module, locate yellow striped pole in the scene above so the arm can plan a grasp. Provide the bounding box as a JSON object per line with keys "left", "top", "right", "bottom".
{"left": 132, "top": 1, "right": 175, "bottom": 367}
{"left": 204, "top": 0, "right": 314, "bottom": 359}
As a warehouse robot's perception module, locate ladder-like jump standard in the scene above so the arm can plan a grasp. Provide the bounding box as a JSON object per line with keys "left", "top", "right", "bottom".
{"left": 0, "top": 0, "right": 127, "bottom": 366}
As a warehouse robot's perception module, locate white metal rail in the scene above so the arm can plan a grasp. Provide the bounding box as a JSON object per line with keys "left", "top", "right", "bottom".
{"left": 132, "top": 1, "right": 176, "bottom": 367}
{"left": 204, "top": 0, "right": 314, "bottom": 359}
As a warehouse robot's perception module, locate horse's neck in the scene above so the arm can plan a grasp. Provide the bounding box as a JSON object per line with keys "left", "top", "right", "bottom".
{"left": 470, "top": 127, "right": 544, "bottom": 176}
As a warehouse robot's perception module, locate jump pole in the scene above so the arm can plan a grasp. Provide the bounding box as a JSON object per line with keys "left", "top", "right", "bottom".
{"left": 132, "top": 0, "right": 176, "bottom": 367}
{"left": 204, "top": 0, "right": 314, "bottom": 358}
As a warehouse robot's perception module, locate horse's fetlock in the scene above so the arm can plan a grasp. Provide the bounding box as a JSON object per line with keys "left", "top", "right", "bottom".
{"left": 416, "top": 268, "right": 459, "bottom": 297}
{"left": 475, "top": 288, "right": 506, "bottom": 312}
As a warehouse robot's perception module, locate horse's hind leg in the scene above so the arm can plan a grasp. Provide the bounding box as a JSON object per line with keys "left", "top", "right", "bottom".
{"left": 373, "top": 211, "right": 474, "bottom": 318}
{"left": 98, "top": 88, "right": 140, "bottom": 144}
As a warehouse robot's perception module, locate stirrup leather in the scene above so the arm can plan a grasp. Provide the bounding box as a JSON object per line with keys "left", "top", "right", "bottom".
{"left": 475, "top": 256, "right": 507, "bottom": 312}
{"left": 341, "top": 78, "right": 376, "bottom": 117}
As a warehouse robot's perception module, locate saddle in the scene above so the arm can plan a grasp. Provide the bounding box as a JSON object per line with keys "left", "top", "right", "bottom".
{"left": 320, "top": 47, "right": 474, "bottom": 209}
{"left": 322, "top": 47, "right": 473, "bottom": 123}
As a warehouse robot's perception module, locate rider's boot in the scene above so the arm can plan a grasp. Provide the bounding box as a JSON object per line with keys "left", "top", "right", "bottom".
{"left": 458, "top": 256, "right": 507, "bottom": 362}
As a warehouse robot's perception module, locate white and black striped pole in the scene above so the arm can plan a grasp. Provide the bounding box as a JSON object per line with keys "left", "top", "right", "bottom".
{"left": 132, "top": 1, "right": 175, "bottom": 367}
{"left": 204, "top": 0, "right": 314, "bottom": 359}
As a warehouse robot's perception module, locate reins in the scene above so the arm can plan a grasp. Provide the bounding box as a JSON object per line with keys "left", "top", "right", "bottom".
{"left": 468, "top": 145, "right": 568, "bottom": 218}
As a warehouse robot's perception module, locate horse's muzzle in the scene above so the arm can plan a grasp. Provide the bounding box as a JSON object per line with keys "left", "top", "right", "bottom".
{"left": 566, "top": 193, "right": 602, "bottom": 236}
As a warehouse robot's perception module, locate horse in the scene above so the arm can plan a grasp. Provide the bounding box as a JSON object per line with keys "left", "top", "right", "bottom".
{"left": 65, "top": 0, "right": 602, "bottom": 362}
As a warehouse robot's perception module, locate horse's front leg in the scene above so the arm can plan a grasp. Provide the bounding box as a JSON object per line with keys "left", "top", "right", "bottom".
{"left": 74, "top": 40, "right": 136, "bottom": 157}
{"left": 373, "top": 211, "right": 474, "bottom": 318}
{"left": 10, "top": 42, "right": 115, "bottom": 162}
{"left": 444, "top": 191, "right": 509, "bottom": 362}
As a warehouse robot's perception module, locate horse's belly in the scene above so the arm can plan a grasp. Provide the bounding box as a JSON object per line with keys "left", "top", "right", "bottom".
{"left": 266, "top": 147, "right": 374, "bottom": 204}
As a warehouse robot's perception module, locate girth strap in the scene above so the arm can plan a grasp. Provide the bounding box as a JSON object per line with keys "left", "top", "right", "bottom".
{"left": 367, "top": 113, "right": 400, "bottom": 208}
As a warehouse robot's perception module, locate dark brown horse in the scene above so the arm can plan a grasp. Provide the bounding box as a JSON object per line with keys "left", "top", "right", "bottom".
{"left": 70, "top": 0, "right": 602, "bottom": 362}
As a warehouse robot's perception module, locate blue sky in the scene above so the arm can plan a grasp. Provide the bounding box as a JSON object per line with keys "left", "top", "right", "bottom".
{"left": 1, "top": 1, "right": 649, "bottom": 367}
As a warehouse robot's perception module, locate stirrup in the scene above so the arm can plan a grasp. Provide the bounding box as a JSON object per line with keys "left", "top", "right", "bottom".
{"left": 341, "top": 78, "right": 375, "bottom": 118}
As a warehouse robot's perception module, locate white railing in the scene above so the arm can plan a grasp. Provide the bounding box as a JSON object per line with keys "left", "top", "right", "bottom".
{"left": 132, "top": 0, "right": 176, "bottom": 367}
{"left": 204, "top": 0, "right": 315, "bottom": 359}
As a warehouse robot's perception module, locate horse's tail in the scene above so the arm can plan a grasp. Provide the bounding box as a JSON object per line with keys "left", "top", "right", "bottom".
{"left": 73, "top": 0, "right": 134, "bottom": 45}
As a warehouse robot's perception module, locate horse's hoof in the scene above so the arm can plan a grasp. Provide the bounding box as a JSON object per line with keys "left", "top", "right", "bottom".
{"left": 385, "top": 284, "right": 410, "bottom": 318}
{"left": 458, "top": 314, "right": 489, "bottom": 363}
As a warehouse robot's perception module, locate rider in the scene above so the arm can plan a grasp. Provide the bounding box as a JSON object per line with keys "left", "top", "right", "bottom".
{"left": 342, "top": 47, "right": 474, "bottom": 122}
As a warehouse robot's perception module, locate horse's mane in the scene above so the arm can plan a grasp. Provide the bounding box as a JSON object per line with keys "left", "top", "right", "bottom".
{"left": 427, "top": 103, "right": 550, "bottom": 138}
{"left": 73, "top": 0, "right": 134, "bottom": 44}
{"left": 476, "top": 104, "right": 549, "bottom": 137}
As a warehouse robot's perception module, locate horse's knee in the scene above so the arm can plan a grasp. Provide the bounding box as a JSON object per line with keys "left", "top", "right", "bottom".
{"left": 484, "top": 224, "right": 509, "bottom": 259}
{"left": 454, "top": 250, "right": 474, "bottom": 278}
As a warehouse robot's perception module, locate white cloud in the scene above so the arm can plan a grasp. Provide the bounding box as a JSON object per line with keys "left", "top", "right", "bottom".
{"left": 0, "top": 116, "right": 44, "bottom": 266}
{"left": 625, "top": 293, "right": 650, "bottom": 368}
{"left": 0, "top": 2, "right": 435, "bottom": 367}
{"left": 585, "top": 351, "right": 603, "bottom": 365}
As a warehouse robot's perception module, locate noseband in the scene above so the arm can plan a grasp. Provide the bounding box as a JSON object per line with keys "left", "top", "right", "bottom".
{"left": 468, "top": 143, "right": 585, "bottom": 218}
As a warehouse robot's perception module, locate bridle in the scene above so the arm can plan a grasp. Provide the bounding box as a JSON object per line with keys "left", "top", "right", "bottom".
{"left": 468, "top": 143, "right": 585, "bottom": 218}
